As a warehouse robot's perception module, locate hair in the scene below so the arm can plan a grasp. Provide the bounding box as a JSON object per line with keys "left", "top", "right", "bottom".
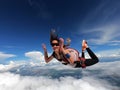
{"left": 50, "top": 29, "right": 71, "bottom": 48}
{"left": 50, "top": 29, "right": 60, "bottom": 45}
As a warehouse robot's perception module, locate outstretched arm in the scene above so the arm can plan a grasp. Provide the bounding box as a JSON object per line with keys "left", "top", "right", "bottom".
{"left": 42, "top": 44, "right": 53, "bottom": 63}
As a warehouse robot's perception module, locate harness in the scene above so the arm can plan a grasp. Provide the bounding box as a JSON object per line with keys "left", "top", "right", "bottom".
{"left": 52, "top": 52, "right": 69, "bottom": 65}
{"left": 52, "top": 51, "right": 86, "bottom": 68}
{"left": 73, "top": 57, "right": 86, "bottom": 68}
{"left": 67, "top": 48, "right": 86, "bottom": 68}
{"left": 79, "top": 57, "right": 86, "bottom": 68}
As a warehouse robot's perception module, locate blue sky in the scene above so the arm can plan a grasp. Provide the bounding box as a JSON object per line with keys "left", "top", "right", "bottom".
{"left": 0, "top": 0, "right": 120, "bottom": 64}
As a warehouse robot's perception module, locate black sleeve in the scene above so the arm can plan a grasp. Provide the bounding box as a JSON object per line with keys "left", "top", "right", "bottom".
{"left": 85, "top": 48, "right": 99, "bottom": 66}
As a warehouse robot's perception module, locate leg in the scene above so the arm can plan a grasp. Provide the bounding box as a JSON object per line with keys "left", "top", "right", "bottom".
{"left": 79, "top": 40, "right": 99, "bottom": 67}
{"left": 85, "top": 48, "right": 99, "bottom": 66}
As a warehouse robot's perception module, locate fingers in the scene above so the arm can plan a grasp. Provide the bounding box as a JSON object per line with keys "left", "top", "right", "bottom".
{"left": 42, "top": 43, "right": 46, "bottom": 50}
{"left": 59, "top": 38, "right": 64, "bottom": 47}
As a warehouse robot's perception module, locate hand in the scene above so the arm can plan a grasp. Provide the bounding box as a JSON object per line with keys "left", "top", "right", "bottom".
{"left": 59, "top": 38, "right": 64, "bottom": 47}
{"left": 59, "top": 38, "right": 64, "bottom": 52}
{"left": 42, "top": 43, "right": 47, "bottom": 51}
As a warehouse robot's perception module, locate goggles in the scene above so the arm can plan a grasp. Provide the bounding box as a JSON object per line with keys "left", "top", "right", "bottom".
{"left": 51, "top": 43, "right": 59, "bottom": 47}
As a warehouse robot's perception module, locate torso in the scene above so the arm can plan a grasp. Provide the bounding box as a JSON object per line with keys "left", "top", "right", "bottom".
{"left": 52, "top": 52, "right": 69, "bottom": 63}
{"left": 52, "top": 48, "right": 79, "bottom": 65}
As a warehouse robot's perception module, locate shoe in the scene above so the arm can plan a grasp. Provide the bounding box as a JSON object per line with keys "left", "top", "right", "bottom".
{"left": 82, "top": 40, "right": 88, "bottom": 51}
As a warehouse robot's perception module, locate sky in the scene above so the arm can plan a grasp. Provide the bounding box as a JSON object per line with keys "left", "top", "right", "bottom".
{"left": 0, "top": 0, "right": 120, "bottom": 64}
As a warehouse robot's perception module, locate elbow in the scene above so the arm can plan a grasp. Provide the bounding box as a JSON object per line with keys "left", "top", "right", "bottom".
{"left": 45, "top": 61, "right": 49, "bottom": 63}
{"left": 93, "top": 55, "right": 99, "bottom": 64}
{"left": 45, "top": 58, "right": 49, "bottom": 63}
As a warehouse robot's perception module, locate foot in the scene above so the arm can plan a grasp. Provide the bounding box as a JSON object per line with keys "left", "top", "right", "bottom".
{"left": 82, "top": 40, "right": 88, "bottom": 51}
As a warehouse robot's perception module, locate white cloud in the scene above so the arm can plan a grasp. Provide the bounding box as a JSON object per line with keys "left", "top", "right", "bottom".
{"left": 86, "top": 61, "right": 120, "bottom": 79}
{"left": 82, "top": 47, "right": 120, "bottom": 60}
{"left": 95, "top": 49, "right": 120, "bottom": 59}
{"left": 0, "top": 52, "right": 16, "bottom": 60}
{"left": 25, "top": 51, "right": 59, "bottom": 66}
{"left": 0, "top": 61, "right": 25, "bottom": 72}
{"left": 77, "top": 0, "right": 120, "bottom": 46}
{"left": 94, "top": 25, "right": 119, "bottom": 45}
{"left": 25, "top": 51, "right": 44, "bottom": 61}
{"left": 80, "top": 24, "right": 120, "bottom": 45}
{"left": 0, "top": 70, "right": 119, "bottom": 90}
{"left": 0, "top": 60, "right": 120, "bottom": 90}
{"left": 0, "top": 50, "right": 60, "bottom": 72}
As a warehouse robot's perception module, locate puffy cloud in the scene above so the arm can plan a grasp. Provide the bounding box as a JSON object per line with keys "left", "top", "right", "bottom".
{"left": 25, "top": 51, "right": 47, "bottom": 66}
{"left": 25, "top": 51, "right": 58, "bottom": 66}
{"left": 0, "top": 61, "right": 25, "bottom": 72}
{"left": 0, "top": 50, "right": 59, "bottom": 72}
{"left": 0, "top": 52, "right": 16, "bottom": 60}
{"left": 25, "top": 51, "right": 44, "bottom": 61}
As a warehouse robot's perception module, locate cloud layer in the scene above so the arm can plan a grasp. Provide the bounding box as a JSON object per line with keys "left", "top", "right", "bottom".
{"left": 0, "top": 60, "right": 120, "bottom": 90}
{"left": 0, "top": 71, "right": 119, "bottom": 90}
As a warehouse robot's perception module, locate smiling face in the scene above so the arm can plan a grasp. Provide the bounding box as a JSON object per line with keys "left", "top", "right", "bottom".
{"left": 51, "top": 40, "right": 60, "bottom": 52}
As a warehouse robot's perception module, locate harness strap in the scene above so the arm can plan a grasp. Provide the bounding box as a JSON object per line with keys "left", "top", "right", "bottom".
{"left": 79, "top": 57, "right": 86, "bottom": 68}
{"left": 52, "top": 52, "right": 70, "bottom": 64}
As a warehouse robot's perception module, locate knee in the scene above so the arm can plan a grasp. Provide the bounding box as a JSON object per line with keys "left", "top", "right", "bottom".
{"left": 95, "top": 57, "right": 99, "bottom": 64}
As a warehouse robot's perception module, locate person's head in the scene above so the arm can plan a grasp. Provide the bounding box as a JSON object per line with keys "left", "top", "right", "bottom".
{"left": 50, "top": 29, "right": 60, "bottom": 52}
{"left": 51, "top": 39, "right": 60, "bottom": 52}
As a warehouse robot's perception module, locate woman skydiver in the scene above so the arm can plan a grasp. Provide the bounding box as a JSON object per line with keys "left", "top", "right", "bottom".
{"left": 42, "top": 30, "right": 99, "bottom": 68}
